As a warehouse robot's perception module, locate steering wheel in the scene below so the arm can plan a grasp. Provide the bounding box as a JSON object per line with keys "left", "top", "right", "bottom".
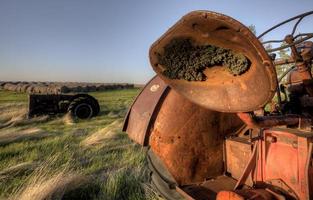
{"left": 258, "top": 10, "right": 313, "bottom": 53}
{"left": 257, "top": 11, "right": 313, "bottom": 112}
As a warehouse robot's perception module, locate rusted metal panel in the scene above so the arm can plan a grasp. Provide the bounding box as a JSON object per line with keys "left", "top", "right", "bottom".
{"left": 175, "top": 186, "right": 195, "bottom": 200}
{"left": 307, "top": 143, "right": 313, "bottom": 198}
{"left": 149, "top": 11, "right": 277, "bottom": 112}
{"left": 225, "top": 138, "right": 253, "bottom": 186}
{"left": 149, "top": 89, "right": 243, "bottom": 185}
{"left": 180, "top": 176, "right": 238, "bottom": 200}
{"left": 123, "top": 76, "right": 169, "bottom": 145}
{"left": 256, "top": 129, "right": 312, "bottom": 200}
{"left": 233, "top": 140, "right": 258, "bottom": 190}
{"left": 216, "top": 189, "right": 275, "bottom": 200}
{"left": 237, "top": 112, "right": 300, "bottom": 128}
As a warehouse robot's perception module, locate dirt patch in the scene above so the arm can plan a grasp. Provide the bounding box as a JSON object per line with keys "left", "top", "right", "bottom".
{"left": 158, "top": 38, "right": 250, "bottom": 81}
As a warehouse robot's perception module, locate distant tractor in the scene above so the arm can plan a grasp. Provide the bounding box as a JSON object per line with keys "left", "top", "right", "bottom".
{"left": 28, "top": 93, "right": 100, "bottom": 119}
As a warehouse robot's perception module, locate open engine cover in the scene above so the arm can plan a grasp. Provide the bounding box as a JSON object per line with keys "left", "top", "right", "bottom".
{"left": 149, "top": 11, "right": 277, "bottom": 112}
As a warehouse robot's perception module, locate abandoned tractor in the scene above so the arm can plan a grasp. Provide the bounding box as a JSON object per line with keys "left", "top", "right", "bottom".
{"left": 28, "top": 93, "right": 100, "bottom": 119}
{"left": 123, "top": 11, "right": 313, "bottom": 200}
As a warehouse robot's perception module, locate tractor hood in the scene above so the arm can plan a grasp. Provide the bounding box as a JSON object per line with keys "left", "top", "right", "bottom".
{"left": 149, "top": 11, "right": 277, "bottom": 112}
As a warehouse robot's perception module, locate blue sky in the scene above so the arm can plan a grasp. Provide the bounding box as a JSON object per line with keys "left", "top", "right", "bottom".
{"left": 0, "top": 0, "right": 312, "bottom": 84}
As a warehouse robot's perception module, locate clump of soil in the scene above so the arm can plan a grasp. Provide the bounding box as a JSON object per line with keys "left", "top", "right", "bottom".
{"left": 157, "top": 38, "right": 250, "bottom": 81}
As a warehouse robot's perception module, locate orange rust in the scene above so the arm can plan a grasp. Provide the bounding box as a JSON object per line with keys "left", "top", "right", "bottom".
{"left": 149, "top": 11, "right": 277, "bottom": 113}
{"left": 149, "top": 89, "right": 243, "bottom": 184}
{"left": 216, "top": 191, "right": 244, "bottom": 200}
{"left": 123, "top": 76, "right": 169, "bottom": 145}
{"left": 124, "top": 10, "right": 313, "bottom": 200}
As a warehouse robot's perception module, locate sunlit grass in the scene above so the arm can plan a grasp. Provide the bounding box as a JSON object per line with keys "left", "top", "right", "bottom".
{"left": 0, "top": 88, "right": 160, "bottom": 200}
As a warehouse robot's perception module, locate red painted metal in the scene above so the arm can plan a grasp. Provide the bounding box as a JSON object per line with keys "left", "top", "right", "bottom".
{"left": 255, "top": 129, "right": 313, "bottom": 200}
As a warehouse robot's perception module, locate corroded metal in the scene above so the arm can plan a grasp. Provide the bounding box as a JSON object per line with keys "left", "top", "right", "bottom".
{"left": 236, "top": 112, "right": 301, "bottom": 128}
{"left": 123, "top": 76, "right": 169, "bottom": 145}
{"left": 255, "top": 129, "right": 313, "bottom": 200}
{"left": 149, "top": 89, "right": 243, "bottom": 184}
{"left": 124, "top": 10, "right": 313, "bottom": 200}
{"left": 149, "top": 11, "right": 277, "bottom": 112}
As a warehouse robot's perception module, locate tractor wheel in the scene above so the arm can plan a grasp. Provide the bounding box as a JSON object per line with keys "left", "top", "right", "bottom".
{"left": 68, "top": 97, "right": 96, "bottom": 119}
{"left": 147, "top": 148, "right": 185, "bottom": 200}
{"left": 87, "top": 96, "right": 100, "bottom": 117}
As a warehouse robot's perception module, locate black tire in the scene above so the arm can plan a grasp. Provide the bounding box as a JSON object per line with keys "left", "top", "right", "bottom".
{"left": 68, "top": 97, "right": 95, "bottom": 119}
{"left": 147, "top": 148, "right": 185, "bottom": 200}
{"left": 72, "top": 95, "right": 100, "bottom": 117}
{"left": 87, "top": 97, "right": 100, "bottom": 117}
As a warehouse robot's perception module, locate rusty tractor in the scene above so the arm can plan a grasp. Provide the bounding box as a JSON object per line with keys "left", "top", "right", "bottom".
{"left": 28, "top": 93, "right": 100, "bottom": 119}
{"left": 123, "top": 11, "right": 313, "bottom": 200}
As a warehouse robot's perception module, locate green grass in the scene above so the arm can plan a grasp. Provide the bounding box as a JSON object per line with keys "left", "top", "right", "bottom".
{"left": 0, "top": 89, "right": 160, "bottom": 200}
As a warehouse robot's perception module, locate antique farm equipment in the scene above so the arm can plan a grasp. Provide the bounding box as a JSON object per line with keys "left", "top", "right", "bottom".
{"left": 124, "top": 11, "right": 313, "bottom": 199}
{"left": 28, "top": 93, "right": 100, "bottom": 119}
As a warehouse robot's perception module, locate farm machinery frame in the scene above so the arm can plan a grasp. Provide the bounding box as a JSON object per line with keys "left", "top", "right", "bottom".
{"left": 124, "top": 11, "right": 313, "bottom": 200}
{"left": 28, "top": 93, "right": 100, "bottom": 119}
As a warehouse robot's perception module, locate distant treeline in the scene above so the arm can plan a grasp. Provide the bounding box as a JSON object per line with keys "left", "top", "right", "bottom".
{"left": 0, "top": 81, "right": 138, "bottom": 94}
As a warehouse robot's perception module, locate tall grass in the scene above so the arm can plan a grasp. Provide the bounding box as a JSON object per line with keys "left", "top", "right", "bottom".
{"left": 0, "top": 89, "right": 160, "bottom": 200}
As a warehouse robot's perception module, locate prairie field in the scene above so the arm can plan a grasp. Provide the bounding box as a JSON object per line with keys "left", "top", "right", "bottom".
{"left": 0, "top": 89, "right": 161, "bottom": 200}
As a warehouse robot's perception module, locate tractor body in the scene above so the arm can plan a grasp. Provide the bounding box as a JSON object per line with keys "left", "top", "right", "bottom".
{"left": 28, "top": 93, "right": 100, "bottom": 119}
{"left": 124, "top": 11, "right": 313, "bottom": 200}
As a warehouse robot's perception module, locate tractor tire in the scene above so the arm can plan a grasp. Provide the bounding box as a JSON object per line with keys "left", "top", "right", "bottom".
{"left": 68, "top": 97, "right": 98, "bottom": 119}
{"left": 147, "top": 148, "right": 185, "bottom": 200}
{"left": 87, "top": 96, "right": 100, "bottom": 117}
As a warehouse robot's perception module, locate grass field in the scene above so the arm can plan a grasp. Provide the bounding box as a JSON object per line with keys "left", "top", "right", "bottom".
{"left": 0, "top": 89, "right": 161, "bottom": 200}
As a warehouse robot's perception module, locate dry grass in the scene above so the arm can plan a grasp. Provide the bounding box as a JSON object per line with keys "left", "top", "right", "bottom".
{"left": 12, "top": 173, "right": 89, "bottom": 200}
{"left": 62, "top": 113, "right": 74, "bottom": 125}
{"left": 0, "top": 105, "right": 27, "bottom": 128}
{"left": 81, "top": 119, "right": 123, "bottom": 147}
{"left": 0, "top": 104, "right": 49, "bottom": 129}
{"left": 0, "top": 128, "right": 51, "bottom": 146}
{"left": 0, "top": 89, "right": 161, "bottom": 200}
{"left": 10, "top": 155, "right": 98, "bottom": 200}
{"left": 0, "top": 162, "right": 38, "bottom": 181}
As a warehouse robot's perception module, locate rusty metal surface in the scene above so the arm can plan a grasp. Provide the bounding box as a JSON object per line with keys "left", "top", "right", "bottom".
{"left": 234, "top": 140, "right": 258, "bottom": 190}
{"left": 216, "top": 191, "right": 245, "bottom": 200}
{"left": 237, "top": 112, "right": 300, "bottom": 128}
{"left": 180, "top": 176, "right": 238, "bottom": 200}
{"left": 173, "top": 128, "right": 312, "bottom": 199}
{"left": 149, "top": 89, "right": 243, "bottom": 184}
{"left": 308, "top": 143, "right": 313, "bottom": 198}
{"left": 255, "top": 129, "right": 312, "bottom": 200}
{"left": 125, "top": 10, "right": 313, "bottom": 200}
{"left": 123, "top": 76, "right": 169, "bottom": 145}
{"left": 149, "top": 11, "right": 277, "bottom": 112}
{"left": 175, "top": 186, "right": 195, "bottom": 200}
{"left": 217, "top": 189, "right": 275, "bottom": 200}
{"left": 225, "top": 138, "right": 253, "bottom": 186}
